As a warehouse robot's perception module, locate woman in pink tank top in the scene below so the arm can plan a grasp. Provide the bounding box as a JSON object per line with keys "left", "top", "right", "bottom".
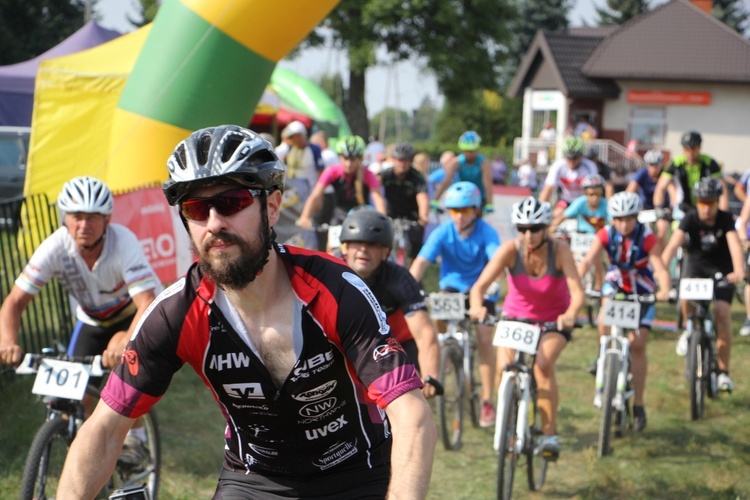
{"left": 468, "top": 197, "right": 584, "bottom": 461}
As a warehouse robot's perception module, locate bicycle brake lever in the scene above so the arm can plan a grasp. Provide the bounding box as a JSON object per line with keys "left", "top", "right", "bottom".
{"left": 424, "top": 376, "right": 445, "bottom": 396}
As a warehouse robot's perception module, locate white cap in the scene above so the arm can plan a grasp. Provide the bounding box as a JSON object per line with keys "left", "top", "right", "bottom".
{"left": 282, "top": 120, "right": 307, "bottom": 139}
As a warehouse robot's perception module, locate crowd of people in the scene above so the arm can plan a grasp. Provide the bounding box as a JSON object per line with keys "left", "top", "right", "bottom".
{"left": 1, "top": 122, "right": 748, "bottom": 498}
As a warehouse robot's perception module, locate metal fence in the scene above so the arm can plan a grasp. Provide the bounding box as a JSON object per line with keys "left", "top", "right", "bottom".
{"left": 0, "top": 194, "right": 73, "bottom": 384}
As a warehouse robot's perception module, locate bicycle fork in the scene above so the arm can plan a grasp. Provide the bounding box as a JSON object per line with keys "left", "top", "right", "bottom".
{"left": 494, "top": 371, "right": 530, "bottom": 454}
{"left": 594, "top": 329, "right": 632, "bottom": 410}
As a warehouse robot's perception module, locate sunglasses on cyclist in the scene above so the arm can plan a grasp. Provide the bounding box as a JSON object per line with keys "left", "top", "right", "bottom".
{"left": 516, "top": 224, "right": 546, "bottom": 234}
{"left": 448, "top": 207, "right": 475, "bottom": 215}
{"left": 180, "top": 188, "right": 264, "bottom": 221}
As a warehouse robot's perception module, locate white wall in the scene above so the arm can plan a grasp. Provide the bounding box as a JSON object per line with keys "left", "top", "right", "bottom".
{"left": 602, "top": 80, "right": 750, "bottom": 173}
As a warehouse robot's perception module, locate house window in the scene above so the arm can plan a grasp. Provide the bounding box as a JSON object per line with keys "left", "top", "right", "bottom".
{"left": 629, "top": 107, "right": 665, "bottom": 147}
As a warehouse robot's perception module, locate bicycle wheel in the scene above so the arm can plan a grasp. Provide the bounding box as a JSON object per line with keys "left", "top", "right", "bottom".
{"left": 688, "top": 323, "right": 707, "bottom": 420}
{"left": 497, "top": 377, "right": 519, "bottom": 500}
{"left": 526, "top": 396, "right": 548, "bottom": 491}
{"left": 597, "top": 352, "right": 621, "bottom": 458}
{"left": 109, "top": 409, "right": 161, "bottom": 499}
{"left": 438, "top": 344, "right": 464, "bottom": 450}
{"left": 20, "top": 417, "right": 70, "bottom": 500}
{"left": 468, "top": 347, "right": 482, "bottom": 429}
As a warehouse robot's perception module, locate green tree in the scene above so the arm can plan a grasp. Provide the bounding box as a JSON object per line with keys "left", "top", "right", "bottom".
{"left": 505, "top": 0, "right": 570, "bottom": 83}
{"left": 369, "top": 107, "right": 412, "bottom": 143}
{"left": 596, "top": 0, "right": 649, "bottom": 25}
{"left": 128, "top": 0, "right": 160, "bottom": 29}
{"left": 0, "top": 0, "right": 87, "bottom": 65}
{"left": 295, "top": 0, "right": 514, "bottom": 137}
{"left": 434, "top": 90, "right": 520, "bottom": 148}
{"left": 713, "top": 0, "right": 750, "bottom": 36}
{"left": 410, "top": 97, "right": 438, "bottom": 142}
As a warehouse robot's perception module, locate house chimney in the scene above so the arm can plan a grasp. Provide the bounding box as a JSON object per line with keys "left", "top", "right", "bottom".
{"left": 691, "top": 0, "right": 712, "bottom": 15}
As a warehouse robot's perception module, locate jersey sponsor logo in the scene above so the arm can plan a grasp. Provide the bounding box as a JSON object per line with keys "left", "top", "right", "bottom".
{"left": 98, "top": 280, "right": 126, "bottom": 294}
{"left": 291, "top": 350, "right": 334, "bottom": 381}
{"left": 341, "top": 272, "right": 390, "bottom": 335}
{"left": 373, "top": 337, "right": 405, "bottom": 361}
{"left": 298, "top": 400, "right": 347, "bottom": 424}
{"left": 304, "top": 415, "right": 348, "bottom": 440}
{"left": 299, "top": 397, "right": 337, "bottom": 418}
{"left": 209, "top": 352, "right": 252, "bottom": 371}
{"left": 312, "top": 439, "right": 358, "bottom": 470}
{"left": 291, "top": 380, "right": 337, "bottom": 402}
{"left": 122, "top": 349, "right": 139, "bottom": 376}
{"left": 223, "top": 382, "right": 265, "bottom": 399}
{"left": 126, "top": 263, "right": 149, "bottom": 274}
{"left": 249, "top": 443, "right": 279, "bottom": 459}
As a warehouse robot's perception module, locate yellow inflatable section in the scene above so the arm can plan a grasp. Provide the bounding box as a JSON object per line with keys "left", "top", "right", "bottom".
{"left": 26, "top": 0, "right": 338, "bottom": 199}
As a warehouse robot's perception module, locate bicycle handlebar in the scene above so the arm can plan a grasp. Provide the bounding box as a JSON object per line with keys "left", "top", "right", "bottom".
{"left": 478, "top": 315, "right": 575, "bottom": 336}
{"left": 15, "top": 352, "right": 106, "bottom": 377}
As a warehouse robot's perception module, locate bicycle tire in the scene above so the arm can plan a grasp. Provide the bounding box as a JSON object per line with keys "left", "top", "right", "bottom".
{"left": 526, "top": 396, "right": 547, "bottom": 491}
{"left": 497, "top": 377, "right": 519, "bottom": 500}
{"left": 597, "top": 352, "right": 621, "bottom": 458}
{"left": 438, "top": 344, "right": 464, "bottom": 451}
{"left": 20, "top": 417, "right": 70, "bottom": 500}
{"left": 688, "top": 322, "right": 707, "bottom": 420}
{"left": 109, "top": 410, "right": 162, "bottom": 499}
{"left": 467, "top": 340, "right": 482, "bottom": 429}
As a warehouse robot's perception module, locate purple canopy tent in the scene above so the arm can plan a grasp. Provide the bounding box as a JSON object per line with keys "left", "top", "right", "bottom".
{"left": 0, "top": 21, "right": 121, "bottom": 126}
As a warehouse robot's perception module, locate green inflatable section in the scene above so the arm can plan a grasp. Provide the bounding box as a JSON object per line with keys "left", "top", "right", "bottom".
{"left": 271, "top": 67, "right": 351, "bottom": 139}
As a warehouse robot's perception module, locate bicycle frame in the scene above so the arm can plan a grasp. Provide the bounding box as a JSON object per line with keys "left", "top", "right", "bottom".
{"left": 438, "top": 318, "right": 475, "bottom": 399}
{"left": 494, "top": 353, "right": 533, "bottom": 454}
{"left": 594, "top": 326, "right": 631, "bottom": 412}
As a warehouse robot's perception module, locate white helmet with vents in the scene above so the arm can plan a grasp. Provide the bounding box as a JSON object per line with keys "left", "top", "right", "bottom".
{"left": 511, "top": 197, "right": 552, "bottom": 225}
{"left": 607, "top": 191, "right": 642, "bottom": 217}
{"left": 57, "top": 176, "right": 114, "bottom": 215}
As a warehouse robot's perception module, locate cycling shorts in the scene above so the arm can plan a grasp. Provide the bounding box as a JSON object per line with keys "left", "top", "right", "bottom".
{"left": 213, "top": 463, "right": 390, "bottom": 499}
{"left": 500, "top": 314, "right": 572, "bottom": 342}
{"left": 683, "top": 264, "right": 735, "bottom": 304}
{"left": 601, "top": 283, "right": 655, "bottom": 328}
{"left": 67, "top": 313, "right": 134, "bottom": 386}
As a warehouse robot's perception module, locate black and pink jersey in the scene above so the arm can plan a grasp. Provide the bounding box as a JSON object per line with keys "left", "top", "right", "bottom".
{"left": 101, "top": 243, "right": 422, "bottom": 478}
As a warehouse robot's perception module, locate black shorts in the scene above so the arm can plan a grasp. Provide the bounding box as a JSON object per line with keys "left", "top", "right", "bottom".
{"left": 442, "top": 287, "right": 496, "bottom": 316}
{"left": 213, "top": 464, "right": 390, "bottom": 499}
{"left": 683, "top": 262, "right": 735, "bottom": 304}
{"left": 500, "top": 314, "right": 572, "bottom": 342}
{"left": 67, "top": 314, "right": 134, "bottom": 386}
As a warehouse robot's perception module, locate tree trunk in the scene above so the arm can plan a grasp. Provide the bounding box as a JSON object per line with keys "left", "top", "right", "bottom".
{"left": 347, "top": 69, "right": 369, "bottom": 138}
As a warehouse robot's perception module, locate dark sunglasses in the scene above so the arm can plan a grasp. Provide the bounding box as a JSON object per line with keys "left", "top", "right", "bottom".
{"left": 180, "top": 188, "right": 263, "bottom": 221}
{"left": 516, "top": 224, "right": 546, "bottom": 234}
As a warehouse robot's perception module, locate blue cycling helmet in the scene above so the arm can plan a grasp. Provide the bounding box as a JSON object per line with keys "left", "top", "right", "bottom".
{"left": 444, "top": 181, "right": 481, "bottom": 208}
{"left": 458, "top": 131, "right": 481, "bottom": 151}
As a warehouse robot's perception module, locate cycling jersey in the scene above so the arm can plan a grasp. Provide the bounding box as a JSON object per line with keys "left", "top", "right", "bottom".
{"left": 503, "top": 239, "right": 570, "bottom": 323}
{"left": 680, "top": 209, "right": 735, "bottom": 276}
{"left": 596, "top": 223, "right": 658, "bottom": 293}
{"left": 456, "top": 153, "right": 487, "bottom": 202}
{"left": 417, "top": 218, "right": 500, "bottom": 294}
{"left": 543, "top": 157, "right": 599, "bottom": 204}
{"left": 379, "top": 167, "right": 427, "bottom": 221}
{"left": 563, "top": 195, "right": 609, "bottom": 234}
{"left": 316, "top": 165, "right": 381, "bottom": 224}
{"left": 662, "top": 153, "right": 721, "bottom": 209}
{"left": 101, "top": 243, "right": 422, "bottom": 479}
{"left": 361, "top": 260, "right": 427, "bottom": 345}
{"left": 15, "top": 224, "right": 162, "bottom": 326}
{"left": 631, "top": 167, "right": 669, "bottom": 209}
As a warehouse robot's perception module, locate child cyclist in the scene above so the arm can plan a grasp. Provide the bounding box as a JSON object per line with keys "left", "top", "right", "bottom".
{"left": 662, "top": 178, "right": 744, "bottom": 392}
{"left": 410, "top": 181, "right": 501, "bottom": 427}
{"left": 577, "top": 191, "right": 671, "bottom": 431}
{"left": 551, "top": 174, "right": 609, "bottom": 289}
{"left": 469, "top": 197, "right": 584, "bottom": 460}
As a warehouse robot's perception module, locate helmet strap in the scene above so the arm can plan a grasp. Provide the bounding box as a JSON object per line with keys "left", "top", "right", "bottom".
{"left": 80, "top": 224, "right": 107, "bottom": 253}
{"left": 527, "top": 236, "right": 548, "bottom": 254}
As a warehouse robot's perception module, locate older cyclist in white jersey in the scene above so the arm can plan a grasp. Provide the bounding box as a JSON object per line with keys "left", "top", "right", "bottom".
{"left": 0, "top": 176, "right": 162, "bottom": 368}
{"left": 538, "top": 137, "right": 599, "bottom": 219}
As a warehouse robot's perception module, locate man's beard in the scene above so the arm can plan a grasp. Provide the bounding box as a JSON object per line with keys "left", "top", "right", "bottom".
{"left": 196, "top": 229, "right": 271, "bottom": 290}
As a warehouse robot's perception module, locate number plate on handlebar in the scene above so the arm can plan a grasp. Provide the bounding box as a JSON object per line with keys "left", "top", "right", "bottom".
{"left": 602, "top": 300, "right": 640, "bottom": 329}
{"left": 327, "top": 225, "right": 342, "bottom": 249}
{"left": 492, "top": 321, "right": 541, "bottom": 354}
{"left": 31, "top": 359, "right": 91, "bottom": 401}
{"left": 570, "top": 233, "right": 595, "bottom": 254}
{"left": 428, "top": 293, "right": 465, "bottom": 320}
{"left": 679, "top": 278, "right": 713, "bottom": 300}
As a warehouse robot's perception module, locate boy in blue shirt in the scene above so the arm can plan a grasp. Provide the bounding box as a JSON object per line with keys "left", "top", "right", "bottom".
{"left": 410, "top": 181, "right": 500, "bottom": 427}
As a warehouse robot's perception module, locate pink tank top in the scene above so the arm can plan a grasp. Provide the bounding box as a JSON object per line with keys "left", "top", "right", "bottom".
{"left": 502, "top": 239, "right": 570, "bottom": 322}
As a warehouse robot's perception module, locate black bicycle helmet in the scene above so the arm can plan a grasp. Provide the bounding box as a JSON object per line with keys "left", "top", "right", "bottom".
{"left": 163, "top": 125, "right": 285, "bottom": 206}
{"left": 339, "top": 209, "right": 394, "bottom": 248}
{"left": 392, "top": 142, "right": 416, "bottom": 160}
{"left": 681, "top": 131, "right": 702, "bottom": 149}
{"left": 693, "top": 177, "right": 722, "bottom": 199}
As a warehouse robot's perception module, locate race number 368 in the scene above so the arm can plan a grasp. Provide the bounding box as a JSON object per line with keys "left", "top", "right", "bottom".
{"left": 493, "top": 321, "right": 541, "bottom": 354}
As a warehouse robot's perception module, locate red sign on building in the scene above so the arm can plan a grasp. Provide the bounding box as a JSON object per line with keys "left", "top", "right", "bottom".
{"left": 627, "top": 90, "right": 712, "bottom": 105}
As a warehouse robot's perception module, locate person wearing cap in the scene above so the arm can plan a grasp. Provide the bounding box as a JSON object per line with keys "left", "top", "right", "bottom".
{"left": 432, "top": 131, "right": 494, "bottom": 213}
{"left": 379, "top": 142, "right": 430, "bottom": 265}
{"left": 57, "top": 126, "right": 435, "bottom": 499}
{"left": 279, "top": 120, "right": 324, "bottom": 204}
{"left": 339, "top": 209, "right": 441, "bottom": 398}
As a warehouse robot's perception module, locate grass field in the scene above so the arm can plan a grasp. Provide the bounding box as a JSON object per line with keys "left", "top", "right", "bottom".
{"left": 1, "top": 266, "right": 750, "bottom": 499}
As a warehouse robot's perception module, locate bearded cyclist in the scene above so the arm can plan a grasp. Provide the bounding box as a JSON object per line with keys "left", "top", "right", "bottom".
{"left": 433, "top": 131, "right": 494, "bottom": 213}
{"left": 538, "top": 136, "right": 599, "bottom": 219}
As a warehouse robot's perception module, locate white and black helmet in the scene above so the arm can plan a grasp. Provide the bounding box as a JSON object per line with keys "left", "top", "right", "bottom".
{"left": 163, "top": 125, "right": 285, "bottom": 206}
{"left": 511, "top": 197, "right": 552, "bottom": 225}
{"left": 607, "top": 191, "right": 643, "bottom": 217}
{"left": 57, "top": 176, "right": 114, "bottom": 215}
{"left": 643, "top": 148, "right": 664, "bottom": 166}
